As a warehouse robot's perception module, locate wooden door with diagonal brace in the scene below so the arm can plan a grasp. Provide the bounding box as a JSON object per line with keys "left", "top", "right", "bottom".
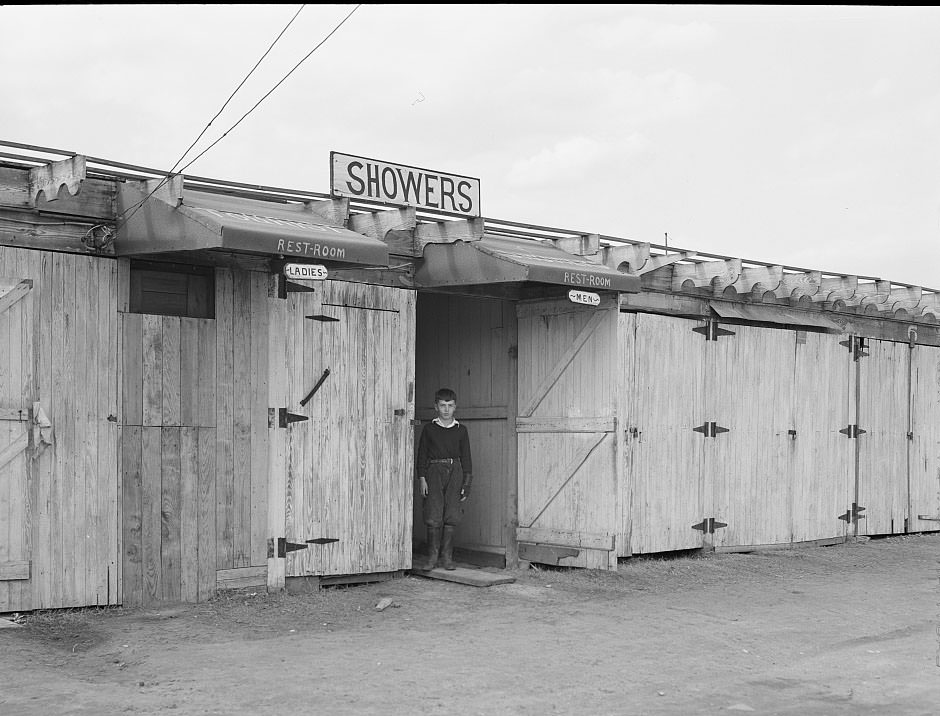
{"left": 515, "top": 299, "right": 619, "bottom": 569}
{"left": 0, "top": 278, "right": 35, "bottom": 603}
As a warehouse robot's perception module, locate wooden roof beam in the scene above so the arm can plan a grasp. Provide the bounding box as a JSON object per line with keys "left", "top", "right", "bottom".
{"left": 553, "top": 233, "right": 600, "bottom": 257}
{"left": 348, "top": 206, "right": 417, "bottom": 255}
{"left": 729, "top": 265, "right": 783, "bottom": 300}
{"left": 28, "top": 155, "right": 86, "bottom": 204}
{"left": 777, "top": 270, "right": 822, "bottom": 302}
{"left": 635, "top": 250, "right": 698, "bottom": 276}
{"left": 415, "top": 216, "right": 484, "bottom": 254}
{"left": 673, "top": 258, "right": 741, "bottom": 295}
{"left": 304, "top": 198, "right": 348, "bottom": 225}
{"left": 601, "top": 243, "right": 649, "bottom": 273}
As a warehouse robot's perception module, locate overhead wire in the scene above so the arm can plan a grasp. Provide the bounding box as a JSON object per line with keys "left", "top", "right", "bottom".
{"left": 116, "top": 5, "right": 308, "bottom": 229}
{"left": 117, "top": 4, "right": 361, "bottom": 233}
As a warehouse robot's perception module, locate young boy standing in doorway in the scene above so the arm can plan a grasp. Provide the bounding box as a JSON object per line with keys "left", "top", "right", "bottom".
{"left": 416, "top": 388, "right": 473, "bottom": 570}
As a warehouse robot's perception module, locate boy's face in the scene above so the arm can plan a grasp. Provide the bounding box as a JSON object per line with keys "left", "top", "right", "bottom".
{"left": 434, "top": 399, "right": 456, "bottom": 422}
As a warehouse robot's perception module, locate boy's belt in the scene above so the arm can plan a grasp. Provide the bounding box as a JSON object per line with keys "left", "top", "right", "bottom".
{"left": 428, "top": 458, "right": 457, "bottom": 464}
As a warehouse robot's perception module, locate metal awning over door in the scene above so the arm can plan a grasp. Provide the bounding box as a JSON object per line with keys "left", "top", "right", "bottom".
{"left": 415, "top": 235, "right": 640, "bottom": 293}
{"left": 709, "top": 301, "right": 844, "bottom": 332}
{"left": 116, "top": 187, "right": 389, "bottom": 267}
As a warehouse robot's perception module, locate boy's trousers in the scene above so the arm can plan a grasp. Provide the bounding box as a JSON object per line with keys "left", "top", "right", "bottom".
{"left": 423, "top": 459, "right": 464, "bottom": 528}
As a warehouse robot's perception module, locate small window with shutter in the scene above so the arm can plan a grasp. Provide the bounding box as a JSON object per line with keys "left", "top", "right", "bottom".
{"left": 129, "top": 261, "right": 215, "bottom": 318}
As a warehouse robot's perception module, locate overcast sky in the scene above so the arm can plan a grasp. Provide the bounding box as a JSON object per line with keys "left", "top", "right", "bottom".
{"left": 3, "top": 4, "right": 939, "bottom": 288}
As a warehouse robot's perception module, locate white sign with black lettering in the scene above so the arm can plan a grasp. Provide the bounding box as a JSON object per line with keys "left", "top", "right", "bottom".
{"left": 568, "top": 289, "right": 601, "bottom": 306}
{"left": 284, "top": 263, "right": 328, "bottom": 281}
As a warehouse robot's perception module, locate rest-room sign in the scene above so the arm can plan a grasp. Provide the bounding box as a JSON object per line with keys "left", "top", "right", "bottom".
{"left": 330, "top": 152, "right": 481, "bottom": 217}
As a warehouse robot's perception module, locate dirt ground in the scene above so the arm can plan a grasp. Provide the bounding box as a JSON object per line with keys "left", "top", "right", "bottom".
{"left": 2, "top": 534, "right": 940, "bottom": 716}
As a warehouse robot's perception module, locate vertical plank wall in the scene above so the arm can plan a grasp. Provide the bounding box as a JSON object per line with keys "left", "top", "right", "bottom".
{"left": 277, "top": 280, "right": 415, "bottom": 577}
{"left": 121, "top": 267, "right": 269, "bottom": 607}
{"left": 623, "top": 312, "right": 706, "bottom": 555}
{"left": 703, "top": 324, "right": 797, "bottom": 549}
{"left": 619, "top": 313, "right": 867, "bottom": 555}
{"left": 516, "top": 299, "right": 619, "bottom": 569}
{"left": 856, "top": 339, "right": 911, "bottom": 536}
{"left": 909, "top": 343, "right": 940, "bottom": 531}
{"left": 414, "top": 293, "right": 517, "bottom": 559}
{"left": 0, "top": 246, "right": 118, "bottom": 611}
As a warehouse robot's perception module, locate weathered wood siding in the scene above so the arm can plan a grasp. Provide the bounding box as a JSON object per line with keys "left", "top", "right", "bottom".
{"left": 516, "top": 299, "right": 619, "bottom": 569}
{"left": 275, "top": 280, "right": 415, "bottom": 577}
{"left": 856, "top": 339, "right": 911, "bottom": 536}
{"left": 704, "top": 324, "right": 796, "bottom": 548}
{"left": 413, "top": 294, "right": 517, "bottom": 558}
{"left": 910, "top": 343, "right": 940, "bottom": 531}
{"left": 620, "top": 314, "right": 860, "bottom": 556}
{"left": 0, "top": 247, "right": 118, "bottom": 612}
{"left": 789, "top": 332, "right": 853, "bottom": 543}
{"left": 121, "top": 267, "right": 268, "bottom": 607}
{"left": 623, "top": 312, "right": 705, "bottom": 555}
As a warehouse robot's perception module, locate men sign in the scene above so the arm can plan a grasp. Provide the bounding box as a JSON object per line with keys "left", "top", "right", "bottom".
{"left": 568, "top": 289, "right": 601, "bottom": 306}
{"left": 284, "top": 263, "right": 328, "bottom": 280}
{"left": 331, "top": 152, "right": 481, "bottom": 217}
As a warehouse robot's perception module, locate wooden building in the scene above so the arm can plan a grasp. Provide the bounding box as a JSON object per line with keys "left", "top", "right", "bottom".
{"left": 2, "top": 141, "right": 939, "bottom": 614}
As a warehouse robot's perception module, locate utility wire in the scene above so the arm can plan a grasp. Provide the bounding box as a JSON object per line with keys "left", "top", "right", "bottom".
{"left": 175, "top": 4, "right": 361, "bottom": 175}
{"left": 118, "top": 3, "right": 355, "bottom": 232}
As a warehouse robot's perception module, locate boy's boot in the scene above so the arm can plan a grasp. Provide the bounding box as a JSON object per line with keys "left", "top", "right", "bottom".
{"left": 424, "top": 527, "right": 441, "bottom": 570}
{"left": 441, "top": 525, "right": 456, "bottom": 570}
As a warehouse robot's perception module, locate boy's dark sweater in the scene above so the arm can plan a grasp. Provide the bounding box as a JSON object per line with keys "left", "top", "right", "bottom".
{"left": 416, "top": 421, "right": 472, "bottom": 477}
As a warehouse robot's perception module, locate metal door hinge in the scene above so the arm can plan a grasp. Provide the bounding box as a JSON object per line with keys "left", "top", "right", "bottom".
{"left": 693, "top": 421, "right": 729, "bottom": 438}
{"left": 693, "top": 320, "right": 735, "bottom": 341}
{"left": 270, "top": 407, "right": 309, "bottom": 428}
{"left": 306, "top": 314, "right": 339, "bottom": 322}
{"left": 839, "top": 424, "right": 866, "bottom": 439}
{"left": 839, "top": 336, "right": 869, "bottom": 361}
{"left": 274, "top": 274, "right": 317, "bottom": 299}
{"left": 268, "top": 537, "right": 309, "bottom": 559}
{"left": 837, "top": 503, "right": 866, "bottom": 524}
{"left": 787, "top": 429, "right": 797, "bottom": 439}
{"left": 692, "top": 517, "right": 728, "bottom": 534}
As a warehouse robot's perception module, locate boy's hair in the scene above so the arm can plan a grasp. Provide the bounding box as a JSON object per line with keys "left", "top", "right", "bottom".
{"left": 434, "top": 388, "right": 457, "bottom": 403}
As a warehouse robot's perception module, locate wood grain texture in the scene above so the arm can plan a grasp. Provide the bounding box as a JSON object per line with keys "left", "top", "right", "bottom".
{"left": 856, "top": 339, "right": 910, "bottom": 535}
{"left": 909, "top": 344, "right": 940, "bottom": 531}
{"left": 625, "top": 313, "right": 706, "bottom": 554}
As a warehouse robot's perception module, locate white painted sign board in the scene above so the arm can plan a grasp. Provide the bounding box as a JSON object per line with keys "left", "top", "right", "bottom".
{"left": 331, "top": 151, "right": 481, "bottom": 217}
{"left": 568, "top": 289, "right": 601, "bottom": 306}
{"left": 284, "top": 263, "right": 328, "bottom": 280}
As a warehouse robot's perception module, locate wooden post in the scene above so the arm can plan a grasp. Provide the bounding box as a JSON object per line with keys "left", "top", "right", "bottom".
{"left": 266, "top": 274, "right": 288, "bottom": 592}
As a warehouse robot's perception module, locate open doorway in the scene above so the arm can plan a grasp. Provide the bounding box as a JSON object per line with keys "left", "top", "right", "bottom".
{"left": 412, "top": 292, "right": 518, "bottom": 568}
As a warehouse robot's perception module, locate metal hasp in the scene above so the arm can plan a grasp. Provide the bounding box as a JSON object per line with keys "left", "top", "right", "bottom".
{"left": 839, "top": 424, "right": 866, "bottom": 438}
{"left": 839, "top": 336, "right": 869, "bottom": 361}
{"left": 693, "top": 320, "right": 735, "bottom": 341}
{"left": 692, "top": 518, "right": 727, "bottom": 534}
{"left": 693, "top": 422, "right": 729, "bottom": 438}
{"left": 276, "top": 407, "right": 309, "bottom": 428}
{"left": 838, "top": 503, "right": 866, "bottom": 524}
{"left": 300, "top": 368, "right": 331, "bottom": 407}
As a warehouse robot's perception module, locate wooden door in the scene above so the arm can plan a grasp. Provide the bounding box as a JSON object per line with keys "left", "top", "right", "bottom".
{"left": 703, "top": 324, "right": 795, "bottom": 549}
{"left": 908, "top": 342, "right": 940, "bottom": 532}
{"left": 789, "top": 332, "right": 854, "bottom": 543}
{"left": 856, "top": 339, "right": 910, "bottom": 535}
{"left": 516, "top": 300, "right": 619, "bottom": 569}
{"left": 279, "top": 281, "right": 415, "bottom": 577}
{"left": 0, "top": 278, "right": 34, "bottom": 605}
{"left": 625, "top": 313, "right": 706, "bottom": 554}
